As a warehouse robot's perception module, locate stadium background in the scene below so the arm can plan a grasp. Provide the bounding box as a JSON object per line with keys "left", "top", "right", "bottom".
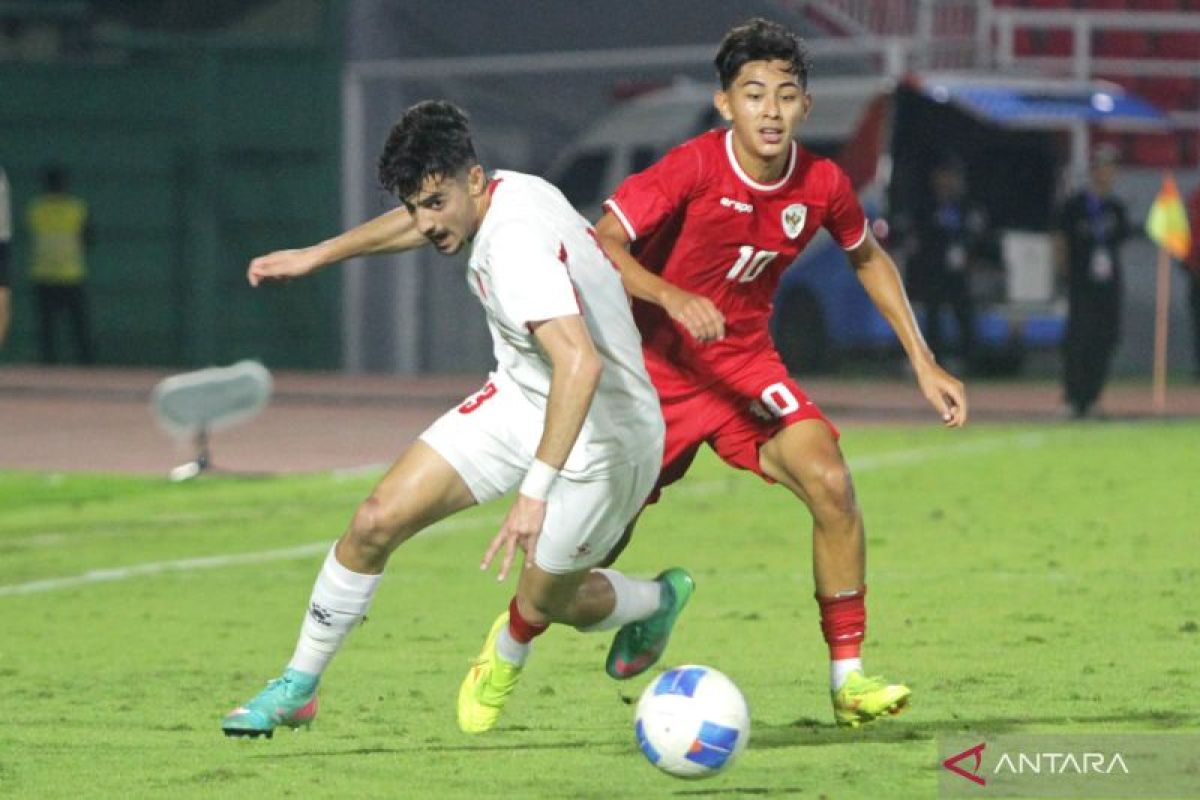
{"left": 1, "top": 0, "right": 1198, "bottom": 377}
{"left": 2, "top": 5, "right": 1198, "bottom": 797}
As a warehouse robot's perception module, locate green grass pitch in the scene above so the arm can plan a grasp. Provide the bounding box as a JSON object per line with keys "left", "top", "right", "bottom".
{"left": 2, "top": 421, "right": 1197, "bottom": 798}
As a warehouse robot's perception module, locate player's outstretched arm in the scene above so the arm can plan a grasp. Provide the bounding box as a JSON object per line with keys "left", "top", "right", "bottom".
{"left": 846, "top": 232, "right": 968, "bottom": 427}
{"left": 480, "top": 314, "right": 603, "bottom": 581}
{"left": 594, "top": 214, "right": 725, "bottom": 342}
{"left": 247, "top": 206, "right": 427, "bottom": 286}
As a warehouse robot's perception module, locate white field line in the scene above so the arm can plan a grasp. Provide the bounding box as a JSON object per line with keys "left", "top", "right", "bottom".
{"left": 671, "top": 431, "right": 1047, "bottom": 496}
{"left": 0, "top": 515, "right": 493, "bottom": 598}
{"left": 0, "top": 433, "right": 1045, "bottom": 598}
{"left": 2, "top": 496, "right": 373, "bottom": 550}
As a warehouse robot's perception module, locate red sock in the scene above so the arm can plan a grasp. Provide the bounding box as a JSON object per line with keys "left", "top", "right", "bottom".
{"left": 508, "top": 596, "right": 549, "bottom": 644}
{"left": 816, "top": 585, "right": 866, "bottom": 660}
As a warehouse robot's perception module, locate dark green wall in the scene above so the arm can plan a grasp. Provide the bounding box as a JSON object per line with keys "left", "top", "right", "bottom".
{"left": 1, "top": 41, "right": 342, "bottom": 369}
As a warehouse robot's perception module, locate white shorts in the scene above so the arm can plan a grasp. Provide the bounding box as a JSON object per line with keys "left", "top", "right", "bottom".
{"left": 419, "top": 379, "right": 661, "bottom": 574}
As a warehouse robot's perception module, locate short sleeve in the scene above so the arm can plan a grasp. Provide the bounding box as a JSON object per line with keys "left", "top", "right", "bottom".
{"left": 487, "top": 220, "right": 581, "bottom": 329}
{"left": 824, "top": 166, "right": 868, "bottom": 250}
{"left": 603, "top": 140, "right": 703, "bottom": 242}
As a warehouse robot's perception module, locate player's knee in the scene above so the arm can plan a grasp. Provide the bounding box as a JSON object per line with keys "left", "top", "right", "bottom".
{"left": 803, "top": 460, "right": 858, "bottom": 518}
{"left": 346, "top": 496, "right": 406, "bottom": 560}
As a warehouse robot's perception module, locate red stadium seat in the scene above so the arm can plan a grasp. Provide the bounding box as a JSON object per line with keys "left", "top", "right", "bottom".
{"left": 1155, "top": 31, "right": 1200, "bottom": 60}
{"left": 1094, "top": 30, "right": 1153, "bottom": 58}
{"left": 1014, "top": 30, "right": 1037, "bottom": 56}
{"left": 1129, "top": 133, "right": 1182, "bottom": 167}
{"left": 1079, "top": 0, "right": 1128, "bottom": 8}
{"left": 1136, "top": 76, "right": 1200, "bottom": 111}
{"left": 1016, "top": 28, "right": 1074, "bottom": 55}
{"left": 1181, "top": 130, "right": 1200, "bottom": 166}
{"left": 1030, "top": 0, "right": 1072, "bottom": 7}
{"left": 1130, "top": 0, "right": 1182, "bottom": 9}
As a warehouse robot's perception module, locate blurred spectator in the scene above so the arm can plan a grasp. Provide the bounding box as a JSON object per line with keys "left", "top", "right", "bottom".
{"left": 903, "top": 158, "right": 992, "bottom": 371}
{"left": 1185, "top": 183, "right": 1200, "bottom": 380}
{"left": 0, "top": 166, "right": 10, "bottom": 349}
{"left": 27, "top": 164, "right": 94, "bottom": 364}
{"left": 1054, "top": 146, "right": 1129, "bottom": 419}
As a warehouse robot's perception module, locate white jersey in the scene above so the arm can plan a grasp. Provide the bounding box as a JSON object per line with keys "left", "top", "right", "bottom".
{"left": 465, "top": 170, "right": 663, "bottom": 477}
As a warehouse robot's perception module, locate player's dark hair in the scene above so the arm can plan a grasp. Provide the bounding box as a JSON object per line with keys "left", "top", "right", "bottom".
{"left": 714, "top": 18, "right": 810, "bottom": 90}
{"left": 377, "top": 100, "right": 479, "bottom": 200}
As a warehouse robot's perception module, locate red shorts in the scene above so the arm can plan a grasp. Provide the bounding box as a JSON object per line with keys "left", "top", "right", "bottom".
{"left": 646, "top": 350, "right": 838, "bottom": 503}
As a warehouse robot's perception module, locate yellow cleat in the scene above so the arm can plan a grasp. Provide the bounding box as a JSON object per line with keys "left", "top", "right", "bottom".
{"left": 832, "top": 671, "right": 911, "bottom": 728}
{"left": 457, "top": 612, "right": 524, "bottom": 733}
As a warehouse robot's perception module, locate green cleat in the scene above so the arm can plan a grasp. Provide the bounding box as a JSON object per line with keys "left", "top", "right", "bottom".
{"left": 221, "top": 668, "right": 319, "bottom": 739}
{"left": 457, "top": 612, "right": 524, "bottom": 734}
{"left": 606, "top": 568, "right": 694, "bottom": 680}
{"left": 832, "top": 671, "right": 911, "bottom": 728}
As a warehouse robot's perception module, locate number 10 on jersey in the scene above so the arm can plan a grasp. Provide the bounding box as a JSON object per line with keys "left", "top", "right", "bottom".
{"left": 726, "top": 247, "right": 779, "bottom": 283}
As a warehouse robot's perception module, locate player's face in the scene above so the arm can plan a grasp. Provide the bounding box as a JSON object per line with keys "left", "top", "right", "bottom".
{"left": 715, "top": 60, "right": 811, "bottom": 165}
{"left": 403, "top": 166, "right": 489, "bottom": 255}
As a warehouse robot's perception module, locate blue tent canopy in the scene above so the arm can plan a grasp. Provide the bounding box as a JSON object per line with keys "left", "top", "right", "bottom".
{"left": 917, "top": 78, "right": 1168, "bottom": 128}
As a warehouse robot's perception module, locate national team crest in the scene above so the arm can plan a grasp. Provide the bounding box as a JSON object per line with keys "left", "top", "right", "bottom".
{"left": 781, "top": 204, "right": 807, "bottom": 239}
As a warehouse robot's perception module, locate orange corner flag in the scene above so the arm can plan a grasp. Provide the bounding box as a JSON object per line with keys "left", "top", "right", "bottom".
{"left": 1145, "top": 172, "right": 1192, "bottom": 260}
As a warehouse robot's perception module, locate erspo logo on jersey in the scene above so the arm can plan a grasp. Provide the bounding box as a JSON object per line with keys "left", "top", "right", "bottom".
{"left": 719, "top": 197, "right": 753, "bottom": 214}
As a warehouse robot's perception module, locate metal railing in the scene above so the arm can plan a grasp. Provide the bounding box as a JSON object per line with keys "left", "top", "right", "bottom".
{"left": 992, "top": 9, "right": 1200, "bottom": 127}
{"left": 786, "top": 0, "right": 987, "bottom": 69}
{"left": 792, "top": 3, "right": 1198, "bottom": 127}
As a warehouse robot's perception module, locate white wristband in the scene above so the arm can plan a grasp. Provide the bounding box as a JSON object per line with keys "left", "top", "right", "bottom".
{"left": 519, "top": 459, "right": 559, "bottom": 501}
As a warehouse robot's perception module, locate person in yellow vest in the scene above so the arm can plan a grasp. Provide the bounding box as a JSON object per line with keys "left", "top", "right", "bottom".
{"left": 27, "top": 164, "right": 94, "bottom": 364}
{"left": 0, "top": 166, "right": 11, "bottom": 350}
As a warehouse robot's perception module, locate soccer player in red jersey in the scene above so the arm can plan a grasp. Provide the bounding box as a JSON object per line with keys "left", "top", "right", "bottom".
{"left": 593, "top": 18, "right": 967, "bottom": 727}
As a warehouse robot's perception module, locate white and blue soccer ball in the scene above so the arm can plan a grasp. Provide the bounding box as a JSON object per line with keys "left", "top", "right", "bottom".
{"left": 634, "top": 665, "right": 750, "bottom": 779}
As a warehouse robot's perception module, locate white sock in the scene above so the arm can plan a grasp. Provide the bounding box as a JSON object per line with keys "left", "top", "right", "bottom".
{"left": 831, "top": 657, "right": 863, "bottom": 691}
{"left": 494, "top": 624, "right": 532, "bottom": 666}
{"left": 287, "top": 545, "right": 382, "bottom": 677}
{"left": 576, "top": 568, "right": 663, "bottom": 633}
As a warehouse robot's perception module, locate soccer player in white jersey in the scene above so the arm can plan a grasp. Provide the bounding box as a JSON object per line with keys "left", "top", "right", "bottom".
{"left": 221, "top": 101, "right": 694, "bottom": 738}
{"left": 287, "top": 22, "right": 967, "bottom": 729}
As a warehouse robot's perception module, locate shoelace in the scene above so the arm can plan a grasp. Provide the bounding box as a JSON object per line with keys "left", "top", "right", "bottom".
{"left": 257, "top": 676, "right": 307, "bottom": 702}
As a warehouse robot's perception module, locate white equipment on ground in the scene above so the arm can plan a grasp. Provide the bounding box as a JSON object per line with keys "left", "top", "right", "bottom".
{"left": 151, "top": 360, "right": 273, "bottom": 481}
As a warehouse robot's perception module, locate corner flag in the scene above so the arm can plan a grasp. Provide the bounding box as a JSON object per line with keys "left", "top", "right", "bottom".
{"left": 1145, "top": 173, "right": 1191, "bottom": 260}
{"left": 1145, "top": 172, "right": 1192, "bottom": 414}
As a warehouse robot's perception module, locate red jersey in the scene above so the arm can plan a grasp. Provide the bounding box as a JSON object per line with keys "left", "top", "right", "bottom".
{"left": 604, "top": 129, "right": 867, "bottom": 396}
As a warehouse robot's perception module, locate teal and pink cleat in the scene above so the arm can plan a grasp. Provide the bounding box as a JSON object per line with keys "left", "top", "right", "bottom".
{"left": 221, "top": 668, "right": 319, "bottom": 739}
{"left": 606, "top": 568, "right": 695, "bottom": 680}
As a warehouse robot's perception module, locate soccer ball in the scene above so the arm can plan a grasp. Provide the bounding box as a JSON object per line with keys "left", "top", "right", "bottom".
{"left": 634, "top": 665, "right": 750, "bottom": 779}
